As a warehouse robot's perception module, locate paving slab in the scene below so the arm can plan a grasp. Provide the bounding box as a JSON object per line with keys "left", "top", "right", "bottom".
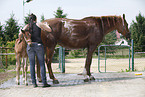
{"left": 0, "top": 72, "right": 145, "bottom": 97}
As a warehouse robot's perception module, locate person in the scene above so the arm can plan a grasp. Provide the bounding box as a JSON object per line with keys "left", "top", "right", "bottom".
{"left": 21, "top": 13, "right": 51, "bottom": 88}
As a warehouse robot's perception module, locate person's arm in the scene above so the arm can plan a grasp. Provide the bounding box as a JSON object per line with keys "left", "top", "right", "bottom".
{"left": 37, "top": 22, "right": 52, "bottom": 32}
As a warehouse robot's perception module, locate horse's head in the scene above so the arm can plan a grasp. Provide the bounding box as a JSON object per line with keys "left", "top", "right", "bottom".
{"left": 116, "top": 14, "right": 130, "bottom": 40}
{"left": 21, "top": 29, "right": 32, "bottom": 46}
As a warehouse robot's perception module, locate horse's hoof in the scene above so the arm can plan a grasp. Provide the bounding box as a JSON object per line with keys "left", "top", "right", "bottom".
{"left": 90, "top": 76, "right": 95, "bottom": 81}
{"left": 38, "top": 80, "right": 42, "bottom": 83}
{"left": 26, "top": 83, "right": 28, "bottom": 86}
{"left": 38, "top": 78, "right": 42, "bottom": 83}
{"left": 53, "top": 80, "right": 59, "bottom": 84}
{"left": 84, "top": 78, "right": 89, "bottom": 82}
{"left": 17, "top": 82, "right": 20, "bottom": 85}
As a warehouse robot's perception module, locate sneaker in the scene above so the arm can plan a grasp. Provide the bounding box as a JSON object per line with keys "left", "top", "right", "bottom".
{"left": 42, "top": 84, "right": 51, "bottom": 88}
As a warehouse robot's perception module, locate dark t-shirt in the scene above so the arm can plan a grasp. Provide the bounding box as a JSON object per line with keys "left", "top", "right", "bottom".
{"left": 30, "top": 23, "right": 43, "bottom": 44}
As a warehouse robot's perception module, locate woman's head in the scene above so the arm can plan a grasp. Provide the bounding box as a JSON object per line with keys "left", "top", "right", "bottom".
{"left": 29, "top": 13, "right": 37, "bottom": 33}
{"left": 29, "top": 13, "right": 37, "bottom": 22}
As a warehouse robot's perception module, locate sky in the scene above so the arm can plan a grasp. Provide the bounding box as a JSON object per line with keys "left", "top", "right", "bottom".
{"left": 0, "top": 0, "right": 145, "bottom": 27}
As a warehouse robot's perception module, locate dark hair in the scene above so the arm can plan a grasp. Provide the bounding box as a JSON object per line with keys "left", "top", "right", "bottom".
{"left": 29, "top": 13, "right": 37, "bottom": 33}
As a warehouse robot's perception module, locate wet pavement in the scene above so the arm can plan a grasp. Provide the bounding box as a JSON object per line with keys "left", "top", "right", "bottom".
{"left": 0, "top": 72, "right": 145, "bottom": 97}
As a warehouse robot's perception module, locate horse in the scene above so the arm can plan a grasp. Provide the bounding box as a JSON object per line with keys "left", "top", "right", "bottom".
{"left": 21, "top": 14, "right": 130, "bottom": 83}
{"left": 15, "top": 37, "right": 28, "bottom": 85}
{"left": 14, "top": 35, "right": 42, "bottom": 85}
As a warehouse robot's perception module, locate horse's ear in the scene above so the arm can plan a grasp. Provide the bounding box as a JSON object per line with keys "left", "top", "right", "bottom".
{"left": 21, "top": 29, "right": 25, "bottom": 33}
{"left": 123, "top": 14, "right": 125, "bottom": 19}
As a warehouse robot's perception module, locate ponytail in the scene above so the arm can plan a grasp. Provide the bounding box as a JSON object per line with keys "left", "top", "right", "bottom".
{"left": 29, "top": 13, "right": 36, "bottom": 34}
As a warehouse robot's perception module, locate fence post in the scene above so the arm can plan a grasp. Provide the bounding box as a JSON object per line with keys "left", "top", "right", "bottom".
{"left": 5, "top": 49, "right": 8, "bottom": 68}
{"left": 0, "top": 47, "right": 3, "bottom": 68}
{"left": 59, "top": 46, "right": 65, "bottom": 73}
{"left": 98, "top": 45, "right": 101, "bottom": 72}
{"left": 131, "top": 39, "right": 134, "bottom": 71}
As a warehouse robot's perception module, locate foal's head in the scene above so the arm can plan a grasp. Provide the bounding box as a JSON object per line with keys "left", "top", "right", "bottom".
{"left": 21, "top": 29, "right": 32, "bottom": 46}
{"left": 116, "top": 14, "right": 130, "bottom": 40}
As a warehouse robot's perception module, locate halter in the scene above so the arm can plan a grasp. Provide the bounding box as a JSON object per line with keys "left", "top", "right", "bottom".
{"left": 121, "top": 17, "right": 130, "bottom": 38}
{"left": 121, "top": 17, "right": 129, "bottom": 37}
{"left": 114, "top": 16, "right": 126, "bottom": 36}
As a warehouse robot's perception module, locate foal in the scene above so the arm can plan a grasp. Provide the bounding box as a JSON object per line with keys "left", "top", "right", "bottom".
{"left": 15, "top": 36, "right": 28, "bottom": 85}
{"left": 15, "top": 30, "right": 42, "bottom": 85}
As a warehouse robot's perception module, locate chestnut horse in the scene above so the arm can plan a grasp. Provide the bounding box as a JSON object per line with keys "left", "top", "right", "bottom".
{"left": 21, "top": 14, "right": 130, "bottom": 83}
{"left": 15, "top": 37, "right": 28, "bottom": 85}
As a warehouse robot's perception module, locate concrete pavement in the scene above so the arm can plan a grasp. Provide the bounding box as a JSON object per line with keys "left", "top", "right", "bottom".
{"left": 0, "top": 72, "right": 145, "bottom": 97}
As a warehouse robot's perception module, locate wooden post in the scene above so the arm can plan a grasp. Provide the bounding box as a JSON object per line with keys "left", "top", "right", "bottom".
{"left": 5, "top": 49, "right": 8, "bottom": 68}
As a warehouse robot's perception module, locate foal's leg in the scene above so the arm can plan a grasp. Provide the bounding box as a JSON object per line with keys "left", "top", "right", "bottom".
{"left": 21, "top": 58, "right": 25, "bottom": 82}
{"left": 45, "top": 47, "right": 59, "bottom": 84}
{"left": 24, "top": 57, "right": 28, "bottom": 86}
{"left": 16, "top": 54, "right": 21, "bottom": 85}
{"left": 83, "top": 46, "right": 96, "bottom": 82}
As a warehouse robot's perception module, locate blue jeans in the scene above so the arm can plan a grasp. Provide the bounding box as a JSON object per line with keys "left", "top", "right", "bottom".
{"left": 27, "top": 43, "right": 47, "bottom": 85}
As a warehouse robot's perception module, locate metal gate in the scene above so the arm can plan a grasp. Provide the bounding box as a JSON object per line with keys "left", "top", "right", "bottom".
{"left": 98, "top": 45, "right": 131, "bottom": 73}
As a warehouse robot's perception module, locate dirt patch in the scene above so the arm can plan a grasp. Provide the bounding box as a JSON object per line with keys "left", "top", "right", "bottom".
{"left": 0, "top": 71, "right": 16, "bottom": 85}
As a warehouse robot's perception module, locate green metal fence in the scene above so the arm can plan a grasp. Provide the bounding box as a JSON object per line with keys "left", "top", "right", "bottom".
{"left": 98, "top": 44, "right": 131, "bottom": 73}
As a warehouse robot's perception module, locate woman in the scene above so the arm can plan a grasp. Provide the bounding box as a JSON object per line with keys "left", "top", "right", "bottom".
{"left": 26, "top": 13, "right": 51, "bottom": 88}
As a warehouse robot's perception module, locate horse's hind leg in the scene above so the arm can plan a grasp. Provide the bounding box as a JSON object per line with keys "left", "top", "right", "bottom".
{"left": 45, "top": 47, "right": 59, "bottom": 84}
{"left": 24, "top": 57, "right": 28, "bottom": 86}
{"left": 36, "top": 56, "right": 42, "bottom": 82}
{"left": 16, "top": 54, "right": 21, "bottom": 85}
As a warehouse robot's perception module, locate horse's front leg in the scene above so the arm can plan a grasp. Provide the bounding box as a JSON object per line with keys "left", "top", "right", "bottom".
{"left": 16, "top": 54, "right": 21, "bottom": 85}
{"left": 45, "top": 47, "right": 59, "bottom": 84}
{"left": 24, "top": 57, "right": 28, "bottom": 86}
{"left": 83, "top": 46, "right": 96, "bottom": 82}
{"left": 21, "top": 58, "right": 25, "bottom": 83}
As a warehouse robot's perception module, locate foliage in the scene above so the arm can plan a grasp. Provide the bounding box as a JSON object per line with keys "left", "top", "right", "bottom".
{"left": 102, "top": 30, "right": 117, "bottom": 44}
{"left": 4, "top": 13, "right": 20, "bottom": 43}
{"left": 24, "top": 13, "right": 30, "bottom": 25}
{"left": 0, "top": 23, "right": 6, "bottom": 46}
{"left": 53, "top": 7, "right": 67, "bottom": 59}
{"left": 41, "top": 14, "right": 45, "bottom": 22}
{"left": 96, "top": 31, "right": 117, "bottom": 55}
{"left": 6, "top": 41, "right": 15, "bottom": 48}
{"left": 130, "top": 13, "right": 145, "bottom": 51}
{"left": 53, "top": 7, "right": 67, "bottom": 18}
{"left": 69, "top": 50, "right": 82, "bottom": 57}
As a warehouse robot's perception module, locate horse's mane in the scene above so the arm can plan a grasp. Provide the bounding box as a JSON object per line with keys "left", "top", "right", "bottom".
{"left": 82, "top": 15, "right": 120, "bottom": 20}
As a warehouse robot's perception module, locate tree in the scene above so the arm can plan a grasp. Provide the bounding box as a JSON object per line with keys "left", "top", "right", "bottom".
{"left": 24, "top": 13, "right": 30, "bottom": 25}
{"left": 53, "top": 7, "right": 67, "bottom": 61}
{"left": 0, "top": 23, "right": 6, "bottom": 46}
{"left": 4, "top": 13, "right": 20, "bottom": 42}
{"left": 41, "top": 14, "right": 45, "bottom": 22}
{"left": 130, "top": 13, "right": 145, "bottom": 51}
{"left": 96, "top": 31, "right": 117, "bottom": 55}
{"left": 102, "top": 30, "right": 117, "bottom": 44}
{"left": 54, "top": 7, "right": 67, "bottom": 18}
